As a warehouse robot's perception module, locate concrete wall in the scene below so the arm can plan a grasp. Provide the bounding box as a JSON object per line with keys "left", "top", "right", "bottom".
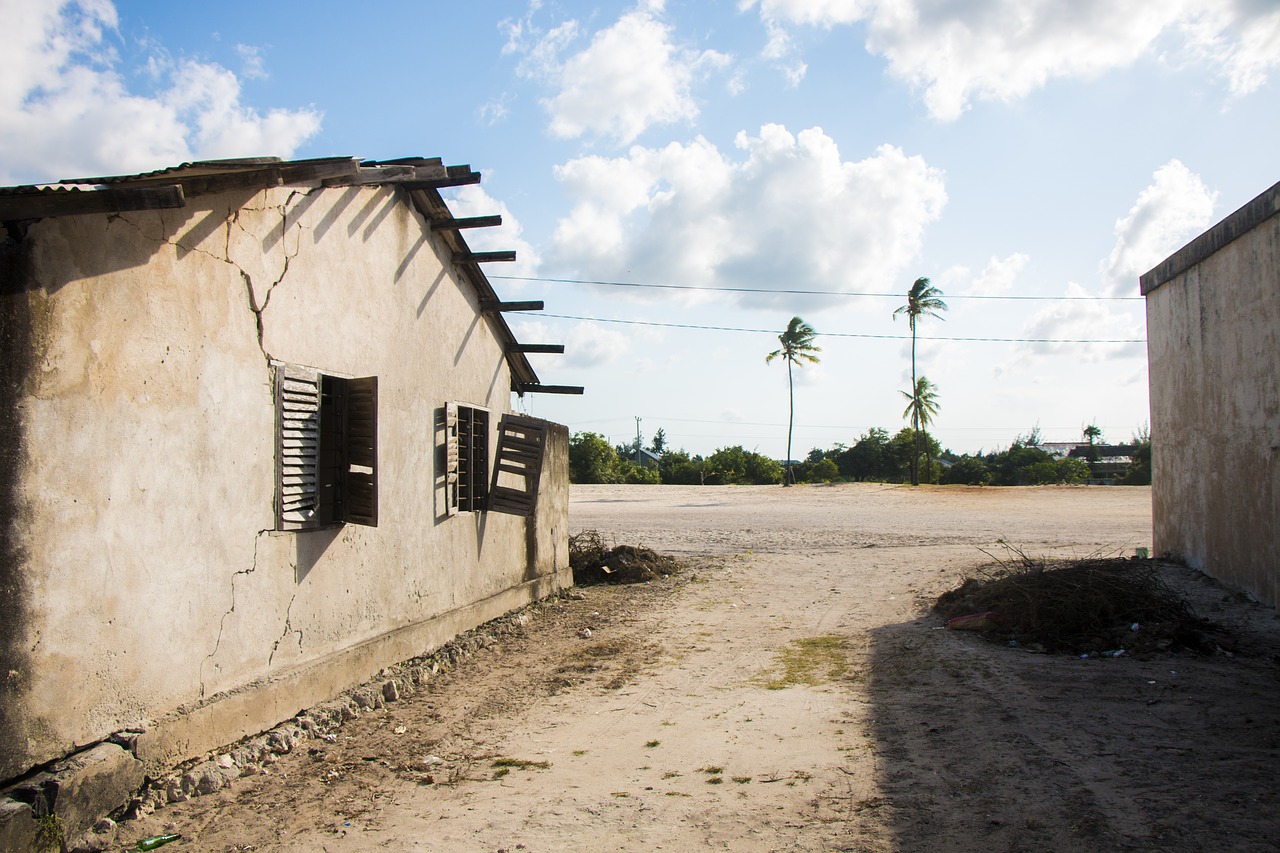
{"left": 0, "top": 183, "right": 570, "bottom": 781}
{"left": 1141, "top": 179, "right": 1280, "bottom": 610}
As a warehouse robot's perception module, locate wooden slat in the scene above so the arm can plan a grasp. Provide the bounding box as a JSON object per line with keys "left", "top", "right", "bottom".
{"left": 508, "top": 343, "right": 564, "bottom": 354}
{"left": 0, "top": 185, "right": 186, "bottom": 220}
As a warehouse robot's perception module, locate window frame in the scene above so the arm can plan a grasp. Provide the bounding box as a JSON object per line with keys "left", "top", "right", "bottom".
{"left": 445, "top": 402, "right": 490, "bottom": 515}
{"left": 274, "top": 362, "right": 378, "bottom": 531}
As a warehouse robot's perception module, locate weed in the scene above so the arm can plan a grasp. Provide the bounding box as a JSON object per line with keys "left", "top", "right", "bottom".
{"left": 34, "top": 813, "right": 64, "bottom": 852}
{"left": 699, "top": 766, "right": 724, "bottom": 775}
{"left": 756, "top": 636, "right": 849, "bottom": 689}
{"left": 732, "top": 776, "right": 752, "bottom": 784}
{"left": 644, "top": 740, "right": 660, "bottom": 748}
{"left": 706, "top": 777, "right": 724, "bottom": 785}
{"left": 493, "top": 767, "right": 510, "bottom": 780}
{"left": 572, "top": 750, "right": 588, "bottom": 756}
{"left": 662, "top": 771, "right": 681, "bottom": 779}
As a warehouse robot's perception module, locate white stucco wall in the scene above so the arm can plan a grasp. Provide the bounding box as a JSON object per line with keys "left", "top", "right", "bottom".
{"left": 2, "top": 182, "right": 569, "bottom": 779}
{"left": 1143, "top": 181, "right": 1279, "bottom": 610}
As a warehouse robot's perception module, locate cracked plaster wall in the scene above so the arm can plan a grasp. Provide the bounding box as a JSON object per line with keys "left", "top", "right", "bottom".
{"left": 2, "top": 183, "right": 566, "bottom": 781}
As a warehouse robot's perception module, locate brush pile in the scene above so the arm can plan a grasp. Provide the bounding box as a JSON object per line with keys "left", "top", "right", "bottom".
{"left": 569, "top": 529, "right": 679, "bottom": 585}
{"left": 935, "top": 551, "right": 1220, "bottom": 656}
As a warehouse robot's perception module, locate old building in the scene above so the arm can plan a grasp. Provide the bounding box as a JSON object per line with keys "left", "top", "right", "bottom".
{"left": 1141, "top": 178, "right": 1279, "bottom": 610}
{"left": 0, "top": 157, "right": 579, "bottom": 806}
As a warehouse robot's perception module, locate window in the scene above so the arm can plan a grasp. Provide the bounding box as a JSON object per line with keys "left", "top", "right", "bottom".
{"left": 445, "top": 403, "right": 489, "bottom": 514}
{"left": 275, "top": 363, "right": 378, "bottom": 530}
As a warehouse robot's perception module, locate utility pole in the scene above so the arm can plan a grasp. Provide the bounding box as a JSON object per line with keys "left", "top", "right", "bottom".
{"left": 635, "top": 416, "right": 642, "bottom": 463}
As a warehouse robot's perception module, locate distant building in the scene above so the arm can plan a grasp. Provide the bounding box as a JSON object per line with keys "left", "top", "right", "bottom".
{"left": 1141, "top": 178, "right": 1279, "bottom": 610}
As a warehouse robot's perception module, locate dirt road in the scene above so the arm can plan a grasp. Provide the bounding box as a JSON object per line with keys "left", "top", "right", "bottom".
{"left": 120, "top": 484, "right": 1280, "bottom": 852}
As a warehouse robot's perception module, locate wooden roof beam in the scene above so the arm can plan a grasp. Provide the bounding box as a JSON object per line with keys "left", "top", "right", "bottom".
{"left": 431, "top": 215, "right": 502, "bottom": 231}
{"left": 454, "top": 250, "right": 516, "bottom": 264}
{"left": 516, "top": 384, "right": 585, "bottom": 396}
{"left": 481, "top": 300, "right": 544, "bottom": 313}
{"left": 508, "top": 344, "right": 565, "bottom": 354}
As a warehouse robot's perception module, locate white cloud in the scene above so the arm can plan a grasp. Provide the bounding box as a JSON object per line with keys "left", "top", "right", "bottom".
{"left": 1102, "top": 160, "right": 1217, "bottom": 296}
{"left": 444, "top": 184, "right": 542, "bottom": 278}
{"left": 968, "top": 253, "right": 1030, "bottom": 297}
{"left": 234, "top": 44, "right": 267, "bottom": 80}
{"left": 502, "top": 3, "right": 731, "bottom": 145}
{"left": 0, "top": 0, "right": 320, "bottom": 184}
{"left": 745, "top": 0, "right": 1280, "bottom": 121}
{"left": 550, "top": 124, "right": 947, "bottom": 310}
{"left": 1006, "top": 283, "right": 1146, "bottom": 368}
{"left": 564, "top": 322, "right": 632, "bottom": 368}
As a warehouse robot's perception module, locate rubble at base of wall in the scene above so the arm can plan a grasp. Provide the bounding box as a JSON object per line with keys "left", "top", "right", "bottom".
{"left": 0, "top": 593, "right": 562, "bottom": 852}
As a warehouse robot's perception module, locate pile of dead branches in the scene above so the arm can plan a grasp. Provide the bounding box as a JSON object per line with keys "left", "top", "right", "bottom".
{"left": 935, "top": 547, "right": 1220, "bottom": 656}
{"left": 569, "top": 530, "right": 679, "bottom": 585}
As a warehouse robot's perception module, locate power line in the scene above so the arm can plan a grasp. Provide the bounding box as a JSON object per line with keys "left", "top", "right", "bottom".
{"left": 539, "top": 313, "right": 1146, "bottom": 344}
{"left": 492, "top": 274, "right": 1144, "bottom": 302}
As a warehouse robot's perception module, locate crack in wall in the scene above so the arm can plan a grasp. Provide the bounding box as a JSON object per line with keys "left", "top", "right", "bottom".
{"left": 199, "top": 529, "right": 271, "bottom": 700}
{"left": 267, "top": 589, "right": 304, "bottom": 671}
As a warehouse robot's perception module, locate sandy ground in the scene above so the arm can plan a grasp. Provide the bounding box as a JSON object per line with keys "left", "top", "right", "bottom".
{"left": 119, "top": 483, "right": 1280, "bottom": 852}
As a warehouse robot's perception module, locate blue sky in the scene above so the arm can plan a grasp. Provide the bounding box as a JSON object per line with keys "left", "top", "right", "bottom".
{"left": 4, "top": 1, "right": 1278, "bottom": 457}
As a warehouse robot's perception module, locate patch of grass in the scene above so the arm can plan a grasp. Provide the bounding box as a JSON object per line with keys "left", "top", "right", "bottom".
{"left": 492, "top": 767, "right": 510, "bottom": 780}
{"left": 699, "top": 766, "right": 723, "bottom": 775}
{"left": 732, "top": 776, "right": 752, "bottom": 784}
{"left": 611, "top": 791, "right": 630, "bottom": 798}
{"left": 34, "top": 813, "right": 64, "bottom": 853}
{"left": 706, "top": 776, "right": 724, "bottom": 785}
{"left": 665, "top": 791, "right": 692, "bottom": 797}
{"left": 644, "top": 740, "right": 660, "bottom": 748}
{"left": 572, "top": 750, "right": 588, "bottom": 756}
{"left": 756, "top": 636, "right": 849, "bottom": 689}
{"left": 662, "top": 771, "right": 681, "bottom": 779}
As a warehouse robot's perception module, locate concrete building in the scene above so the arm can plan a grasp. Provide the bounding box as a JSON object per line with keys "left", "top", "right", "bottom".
{"left": 0, "top": 157, "right": 577, "bottom": 800}
{"left": 1141, "top": 178, "right": 1279, "bottom": 610}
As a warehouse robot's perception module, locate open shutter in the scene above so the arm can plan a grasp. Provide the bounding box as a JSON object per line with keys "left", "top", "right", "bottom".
{"left": 457, "top": 406, "right": 490, "bottom": 512}
{"left": 487, "top": 415, "right": 548, "bottom": 517}
{"left": 444, "top": 403, "right": 460, "bottom": 516}
{"left": 276, "top": 365, "right": 321, "bottom": 530}
{"left": 343, "top": 376, "right": 378, "bottom": 526}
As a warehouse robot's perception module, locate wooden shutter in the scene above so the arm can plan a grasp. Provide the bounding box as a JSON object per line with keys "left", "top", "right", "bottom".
{"left": 458, "top": 406, "right": 490, "bottom": 512}
{"left": 343, "top": 376, "right": 378, "bottom": 526}
{"left": 276, "top": 365, "right": 321, "bottom": 530}
{"left": 487, "top": 415, "right": 548, "bottom": 517}
{"left": 444, "top": 403, "right": 460, "bottom": 516}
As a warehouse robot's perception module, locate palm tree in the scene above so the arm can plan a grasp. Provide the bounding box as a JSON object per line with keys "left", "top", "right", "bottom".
{"left": 893, "top": 277, "right": 946, "bottom": 485}
{"left": 901, "top": 376, "right": 941, "bottom": 483}
{"left": 1082, "top": 423, "right": 1103, "bottom": 464}
{"left": 766, "top": 316, "right": 821, "bottom": 486}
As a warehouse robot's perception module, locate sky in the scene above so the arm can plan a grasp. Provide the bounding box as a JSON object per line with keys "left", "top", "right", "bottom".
{"left": 3, "top": 0, "right": 1278, "bottom": 458}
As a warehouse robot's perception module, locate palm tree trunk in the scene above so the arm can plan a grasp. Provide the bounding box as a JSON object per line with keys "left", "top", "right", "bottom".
{"left": 910, "top": 323, "right": 919, "bottom": 486}
{"left": 785, "top": 358, "right": 794, "bottom": 486}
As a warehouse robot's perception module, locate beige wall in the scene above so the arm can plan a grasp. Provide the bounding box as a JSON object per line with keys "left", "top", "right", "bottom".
{"left": 0, "top": 183, "right": 569, "bottom": 780}
{"left": 1143, "top": 181, "right": 1279, "bottom": 610}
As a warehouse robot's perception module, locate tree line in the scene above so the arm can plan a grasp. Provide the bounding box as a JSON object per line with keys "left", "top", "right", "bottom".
{"left": 568, "top": 425, "right": 1151, "bottom": 487}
